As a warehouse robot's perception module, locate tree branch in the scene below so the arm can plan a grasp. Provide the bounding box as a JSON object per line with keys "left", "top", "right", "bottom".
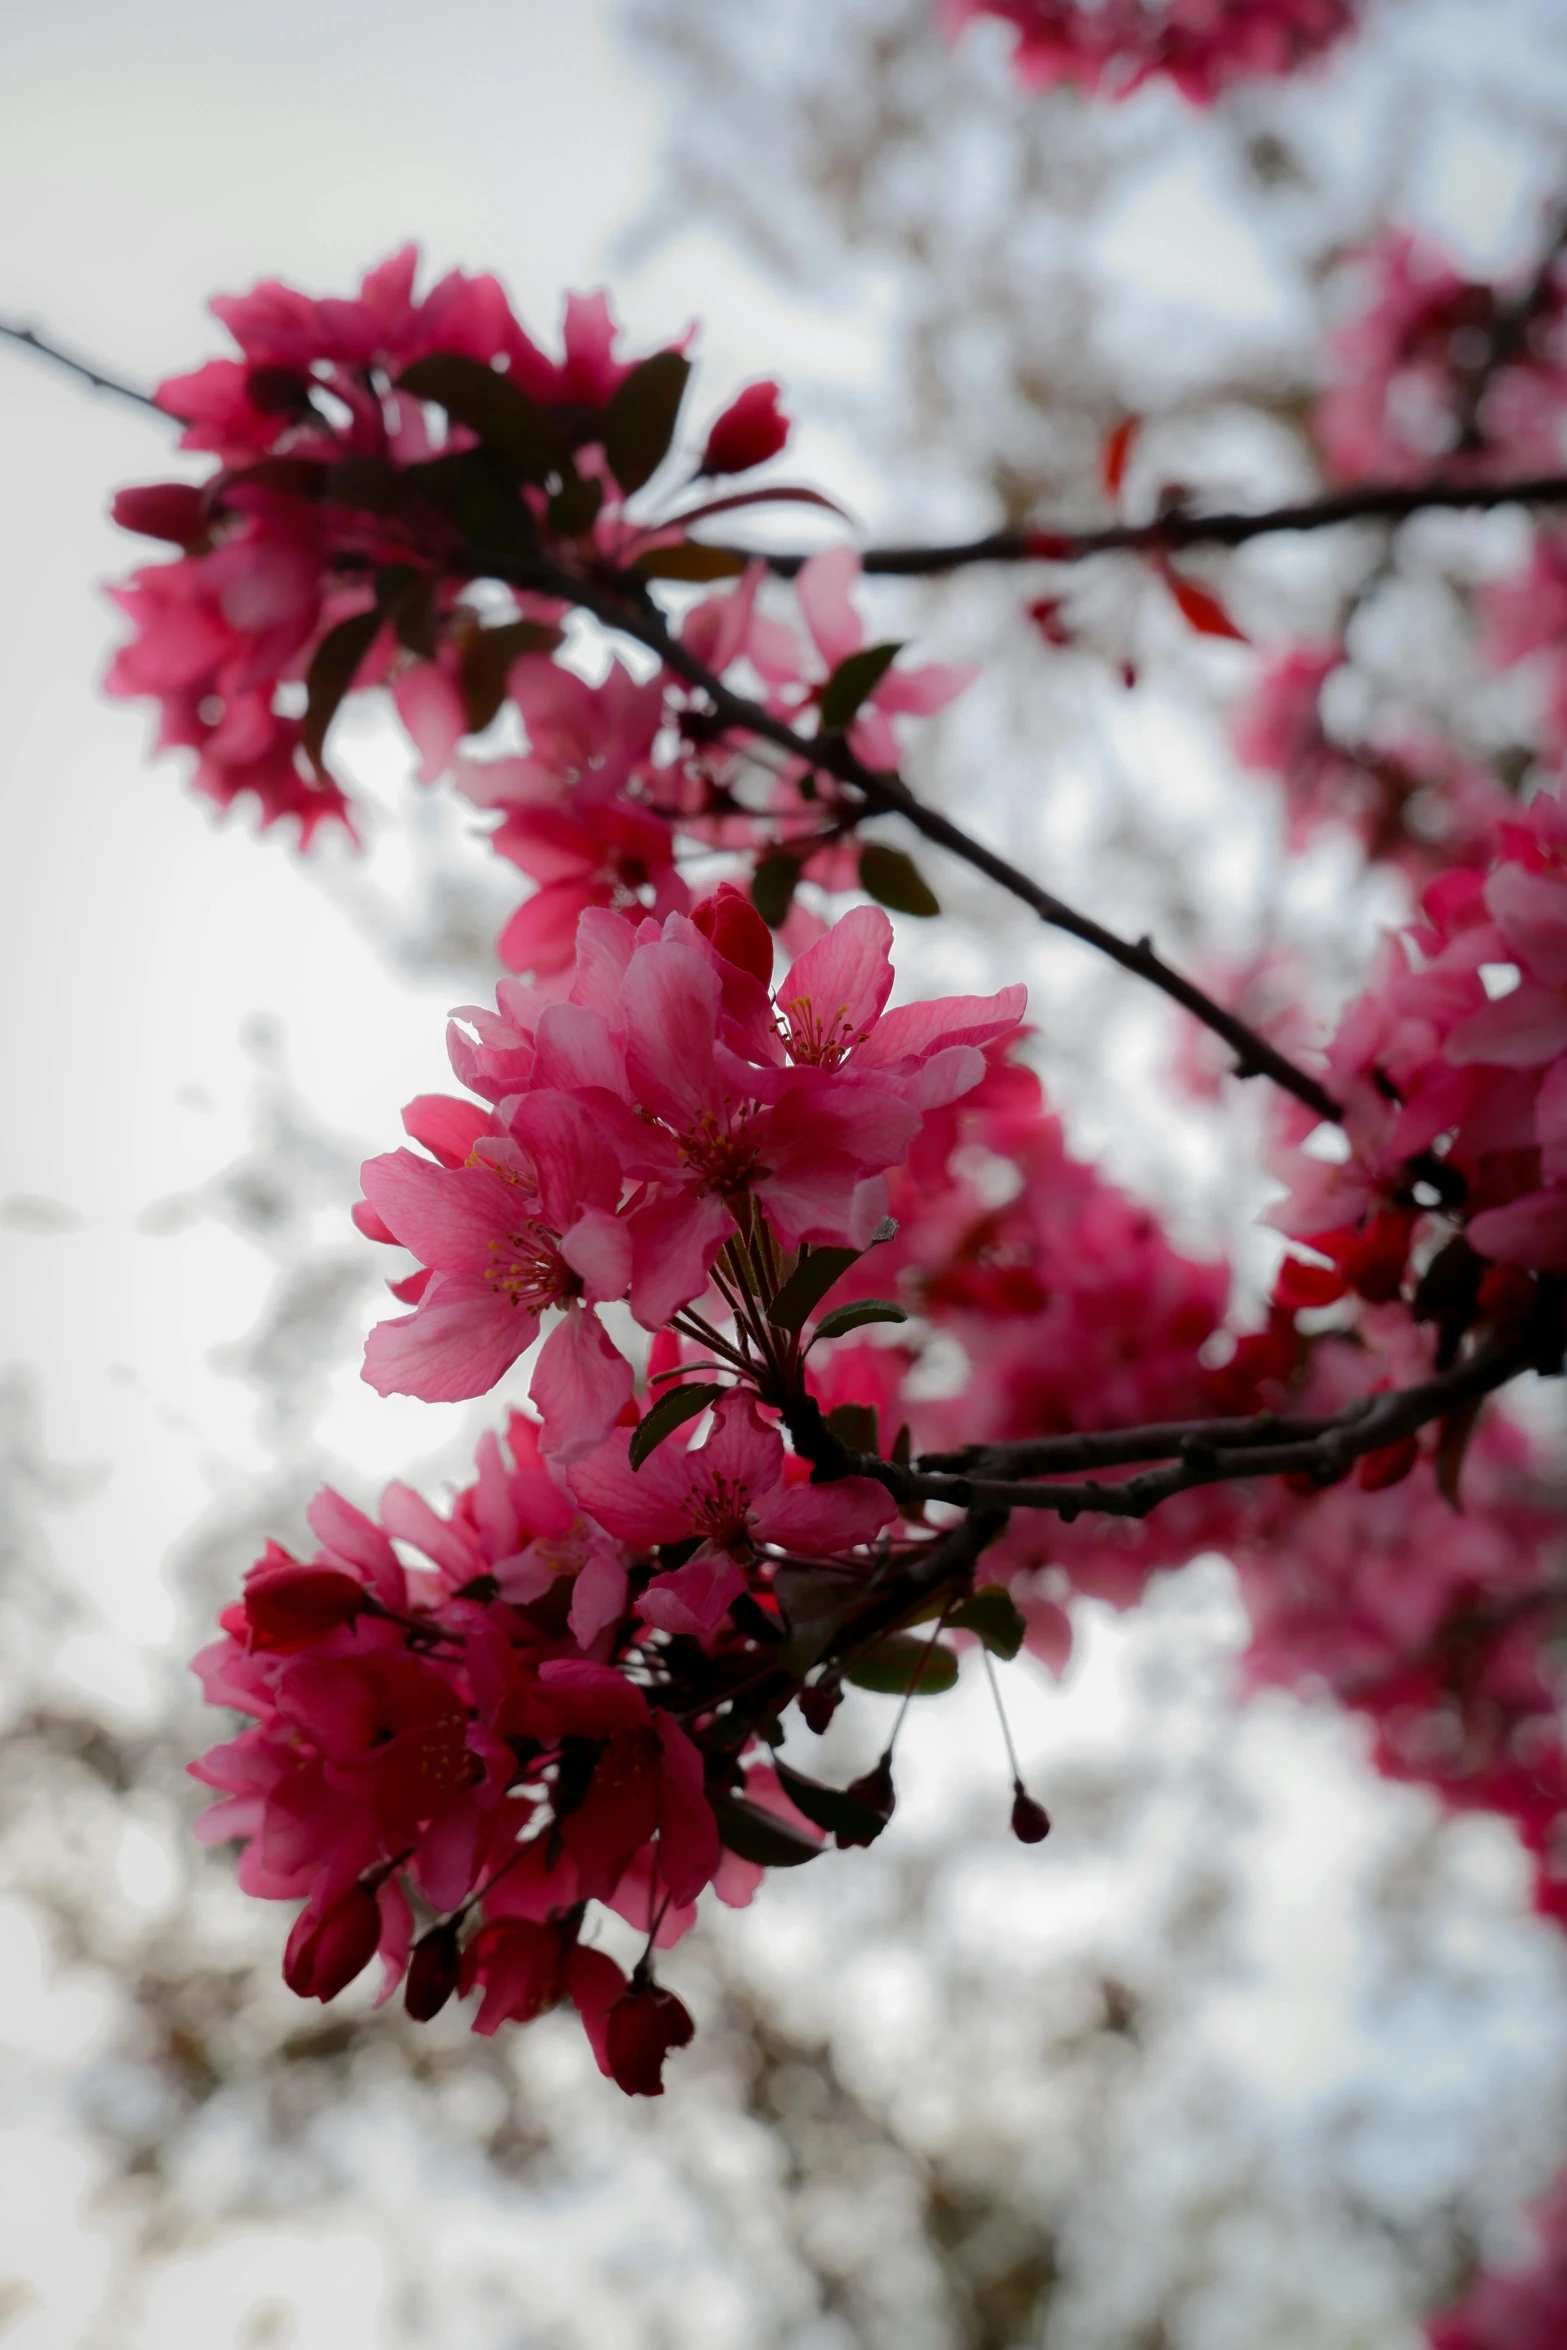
{"left": 0, "top": 320, "right": 165, "bottom": 415}
{"left": 755, "top": 472, "right": 1567, "bottom": 578}
{"left": 895, "top": 1328, "right": 1542, "bottom": 1522}
{"left": 534, "top": 558, "right": 1343, "bottom": 1124}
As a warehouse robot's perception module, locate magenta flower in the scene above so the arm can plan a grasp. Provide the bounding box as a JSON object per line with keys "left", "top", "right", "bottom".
{"left": 360, "top": 1088, "right": 634, "bottom": 1452}
{"left": 569, "top": 1394, "right": 895, "bottom": 1637}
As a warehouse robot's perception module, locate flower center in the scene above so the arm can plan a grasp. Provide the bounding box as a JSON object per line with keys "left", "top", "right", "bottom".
{"left": 779, "top": 992, "right": 870, "bottom": 1070}
{"left": 690, "top": 1473, "right": 752, "bottom": 1547}
{"left": 679, "top": 1107, "right": 766, "bottom": 1195}
{"left": 485, "top": 1226, "right": 576, "bottom": 1309}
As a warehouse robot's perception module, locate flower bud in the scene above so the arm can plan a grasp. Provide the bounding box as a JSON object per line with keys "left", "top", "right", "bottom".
{"left": 283, "top": 1882, "right": 383, "bottom": 2001}
{"left": 798, "top": 1680, "right": 842, "bottom": 1736}
{"left": 1011, "top": 1787, "right": 1051, "bottom": 1844}
{"left": 699, "top": 381, "right": 788, "bottom": 477}
{"left": 111, "top": 482, "right": 208, "bottom": 547}
{"left": 604, "top": 1975, "right": 695, "bottom": 2096}
{"left": 404, "top": 1922, "right": 462, "bottom": 2021}
{"left": 836, "top": 1754, "right": 895, "bottom": 1848}
{"left": 243, "top": 1551, "right": 365, "bottom": 1652}
{"left": 692, "top": 883, "right": 775, "bottom": 987}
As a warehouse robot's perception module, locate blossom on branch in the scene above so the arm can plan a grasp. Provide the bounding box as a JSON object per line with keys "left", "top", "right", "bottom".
{"left": 937, "top": 0, "right": 1359, "bottom": 103}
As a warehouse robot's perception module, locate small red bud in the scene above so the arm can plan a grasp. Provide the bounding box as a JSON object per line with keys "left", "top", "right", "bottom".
{"left": 283, "top": 1882, "right": 383, "bottom": 2001}
{"left": 1011, "top": 1786, "right": 1051, "bottom": 1844}
{"left": 604, "top": 1976, "right": 695, "bottom": 2096}
{"left": 692, "top": 882, "right": 775, "bottom": 986}
{"left": 699, "top": 381, "right": 789, "bottom": 477}
{"left": 111, "top": 481, "right": 208, "bottom": 547}
{"left": 837, "top": 1753, "right": 895, "bottom": 1848}
{"left": 405, "top": 1923, "right": 462, "bottom": 2021}
{"left": 798, "top": 1681, "right": 842, "bottom": 1735}
{"left": 243, "top": 1550, "right": 365, "bottom": 1652}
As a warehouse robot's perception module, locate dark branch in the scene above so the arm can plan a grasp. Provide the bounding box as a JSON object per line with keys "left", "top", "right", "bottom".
{"left": 897, "top": 1329, "right": 1540, "bottom": 1522}
{"left": 534, "top": 559, "right": 1343, "bottom": 1125}
{"left": 0, "top": 320, "right": 165, "bottom": 416}
{"left": 755, "top": 472, "right": 1567, "bottom": 579}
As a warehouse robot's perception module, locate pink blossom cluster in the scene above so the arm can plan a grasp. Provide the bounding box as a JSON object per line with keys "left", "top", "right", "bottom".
{"left": 353, "top": 890, "right": 1024, "bottom": 1446}
{"left": 1239, "top": 1329, "right": 1567, "bottom": 1921}
{"left": 1427, "top": 2178, "right": 1567, "bottom": 2350}
{"left": 1273, "top": 782, "right": 1567, "bottom": 1289}
{"left": 191, "top": 893, "right": 1032, "bottom": 2084}
{"left": 1318, "top": 230, "right": 1567, "bottom": 484}
{"left": 937, "top": 0, "right": 1357, "bottom": 103}
{"left": 191, "top": 1408, "right": 857, "bottom": 2095}
{"left": 106, "top": 253, "right": 970, "bottom": 967}
{"left": 1233, "top": 645, "right": 1516, "bottom": 883}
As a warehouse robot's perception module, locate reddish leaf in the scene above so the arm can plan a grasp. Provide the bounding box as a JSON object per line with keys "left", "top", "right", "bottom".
{"left": 659, "top": 484, "right": 852, "bottom": 531}
{"left": 1161, "top": 564, "right": 1249, "bottom": 643}
{"left": 1028, "top": 596, "right": 1072, "bottom": 647}
{"left": 1102, "top": 416, "right": 1141, "bottom": 500}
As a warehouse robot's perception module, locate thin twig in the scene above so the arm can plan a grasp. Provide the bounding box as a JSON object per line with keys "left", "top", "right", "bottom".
{"left": 888, "top": 1330, "right": 1539, "bottom": 1522}
{"left": 0, "top": 320, "right": 165, "bottom": 415}
{"left": 754, "top": 473, "right": 1567, "bottom": 578}
{"left": 532, "top": 560, "right": 1343, "bottom": 1124}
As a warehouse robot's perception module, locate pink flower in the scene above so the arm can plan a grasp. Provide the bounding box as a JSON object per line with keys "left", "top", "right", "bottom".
{"left": 569, "top": 1393, "right": 896, "bottom": 1636}
{"left": 359, "top": 1089, "right": 634, "bottom": 1451}
{"left": 938, "top": 0, "right": 1358, "bottom": 103}
{"left": 491, "top": 800, "right": 688, "bottom": 977}
{"left": 774, "top": 904, "right": 1027, "bottom": 1108}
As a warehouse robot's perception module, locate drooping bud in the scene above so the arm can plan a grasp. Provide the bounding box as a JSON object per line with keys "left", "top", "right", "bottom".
{"left": 1010, "top": 1784, "right": 1051, "bottom": 1844}
{"left": 283, "top": 1881, "right": 383, "bottom": 2001}
{"left": 798, "top": 1679, "right": 842, "bottom": 1736}
{"left": 242, "top": 1548, "right": 366, "bottom": 1652}
{"left": 692, "top": 882, "right": 775, "bottom": 987}
{"left": 604, "top": 1970, "right": 696, "bottom": 2096}
{"left": 111, "top": 481, "right": 208, "bottom": 547}
{"left": 404, "top": 1922, "right": 462, "bottom": 2021}
{"left": 699, "top": 381, "right": 788, "bottom": 477}
{"left": 836, "top": 1752, "right": 896, "bottom": 1848}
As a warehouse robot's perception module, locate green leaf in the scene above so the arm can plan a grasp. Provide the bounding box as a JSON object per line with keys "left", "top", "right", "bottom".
{"left": 398, "top": 354, "right": 566, "bottom": 483}
{"left": 773, "top": 1567, "right": 856, "bottom": 1676}
{"left": 949, "top": 1583, "right": 1026, "bottom": 1661}
{"left": 323, "top": 455, "right": 403, "bottom": 514}
{"left": 811, "top": 1299, "right": 907, "bottom": 1341}
{"left": 459, "top": 619, "right": 566, "bottom": 736}
{"left": 818, "top": 640, "right": 903, "bottom": 733}
{"left": 825, "top": 1402, "right": 878, "bottom": 1456}
{"left": 301, "top": 607, "right": 382, "bottom": 773}
{"left": 634, "top": 542, "right": 748, "bottom": 582}
{"left": 769, "top": 1245, "right": 861, "bottom": 1331}
{"left": 403, "top": 450, "right": 539, "bottom": 559}
{"left": 845, "top": 1635, "right": 958, "bottom": 1697}
{"left": 711, "top": 1789, "right": 821, "bottom": 1868}
{"left": 603, "top": 350, "right": 691, "bottom": 495}
{"left": 629, "top": 1381, "right": 725, "bottom": 1471}
{"left": 859, "top": 843, "right": 940, "bottom": 917}
{"left": 750, "top": 852, "right": 801, "bottom": 930}
{"left": 374, "top": 565, "right": 439, "bottom": 661}
{"left": 772, "top": 1759, "right": 890, "bottom": 1846}
{"left": 547, "top": 469, "right": 604, "bottom": 538}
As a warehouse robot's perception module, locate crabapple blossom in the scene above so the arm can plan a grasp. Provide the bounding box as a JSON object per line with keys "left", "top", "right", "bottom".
{"left": 937, "top": 0, "right": 1358, "bottom": 103}
{"left": 357, "top": 897, "right": 1024, "bottom": 1419}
